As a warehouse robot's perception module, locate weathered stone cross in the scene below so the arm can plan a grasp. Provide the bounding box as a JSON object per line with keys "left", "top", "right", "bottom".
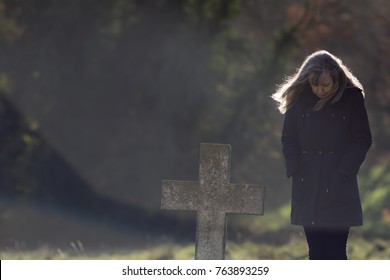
{"left": 161, "top": 143, "right": 265, "bottom": 260}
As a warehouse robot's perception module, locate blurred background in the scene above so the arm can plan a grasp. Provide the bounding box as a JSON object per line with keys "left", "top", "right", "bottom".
{"left": 0, "top": 0, "right": 389, "bottom": 259}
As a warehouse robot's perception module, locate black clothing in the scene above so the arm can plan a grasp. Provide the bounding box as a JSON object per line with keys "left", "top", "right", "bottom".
{"left": 282, "top": 86, "right": 372, "bottom": 227}
{"left": 304, "top": 227, "right": 350, "bottom": 260}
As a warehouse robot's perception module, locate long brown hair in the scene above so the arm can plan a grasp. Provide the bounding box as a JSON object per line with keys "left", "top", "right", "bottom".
{"left": 272, "top": 50, "right": 364, "bottom": 114}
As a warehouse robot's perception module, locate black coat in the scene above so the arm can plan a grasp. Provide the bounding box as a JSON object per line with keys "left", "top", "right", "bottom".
{"left": 282, "top": 86, "right": 372, "bottom": 228}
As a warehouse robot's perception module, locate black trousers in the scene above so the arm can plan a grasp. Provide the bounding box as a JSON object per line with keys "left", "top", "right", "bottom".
{"left": 303, "top": 226, "right": 350, "bottom": 260}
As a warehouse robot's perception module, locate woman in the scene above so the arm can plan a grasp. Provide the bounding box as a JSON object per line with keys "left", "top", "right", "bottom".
{"left": 272, "top": 50, "right": 372, "bottom": 260}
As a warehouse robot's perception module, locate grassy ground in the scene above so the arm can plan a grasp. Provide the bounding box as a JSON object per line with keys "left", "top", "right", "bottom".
{"left": 1, "top": 235, "right": 389, "bottom": 260}
{"left": 1, "top": 200, "right": 389, "bottom": 260}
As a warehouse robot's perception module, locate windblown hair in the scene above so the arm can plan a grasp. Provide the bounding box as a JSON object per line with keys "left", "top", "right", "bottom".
{"left": 272, "top": 50, "right": 364, "bottom": 114}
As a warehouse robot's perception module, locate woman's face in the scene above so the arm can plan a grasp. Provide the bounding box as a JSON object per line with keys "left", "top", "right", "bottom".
{"left": 310, "top": 72, "right": 336, "bottom": 99}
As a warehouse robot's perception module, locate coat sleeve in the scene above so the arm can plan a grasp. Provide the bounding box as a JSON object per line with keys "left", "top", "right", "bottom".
{"left": 337, "top": 91, "right": 372, "bottom": 177}
{"left": 281, "top": 106, "right": 301, "bottom": 178}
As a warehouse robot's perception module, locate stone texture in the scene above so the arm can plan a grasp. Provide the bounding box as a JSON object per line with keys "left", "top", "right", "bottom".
{"left": 161, "top": 143, "right": 265, "bottom": 260}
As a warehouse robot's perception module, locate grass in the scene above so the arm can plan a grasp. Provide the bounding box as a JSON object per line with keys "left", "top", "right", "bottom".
{"left": 1, "top": 235, "right": 389, "bottom": 260}
{"left": 1, "top": 198, "right": 389, "bottom": 260}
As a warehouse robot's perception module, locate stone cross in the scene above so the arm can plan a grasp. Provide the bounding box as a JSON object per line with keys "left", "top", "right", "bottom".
{"left": 161, "top": 143, "right": 265, "bottom": 260}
